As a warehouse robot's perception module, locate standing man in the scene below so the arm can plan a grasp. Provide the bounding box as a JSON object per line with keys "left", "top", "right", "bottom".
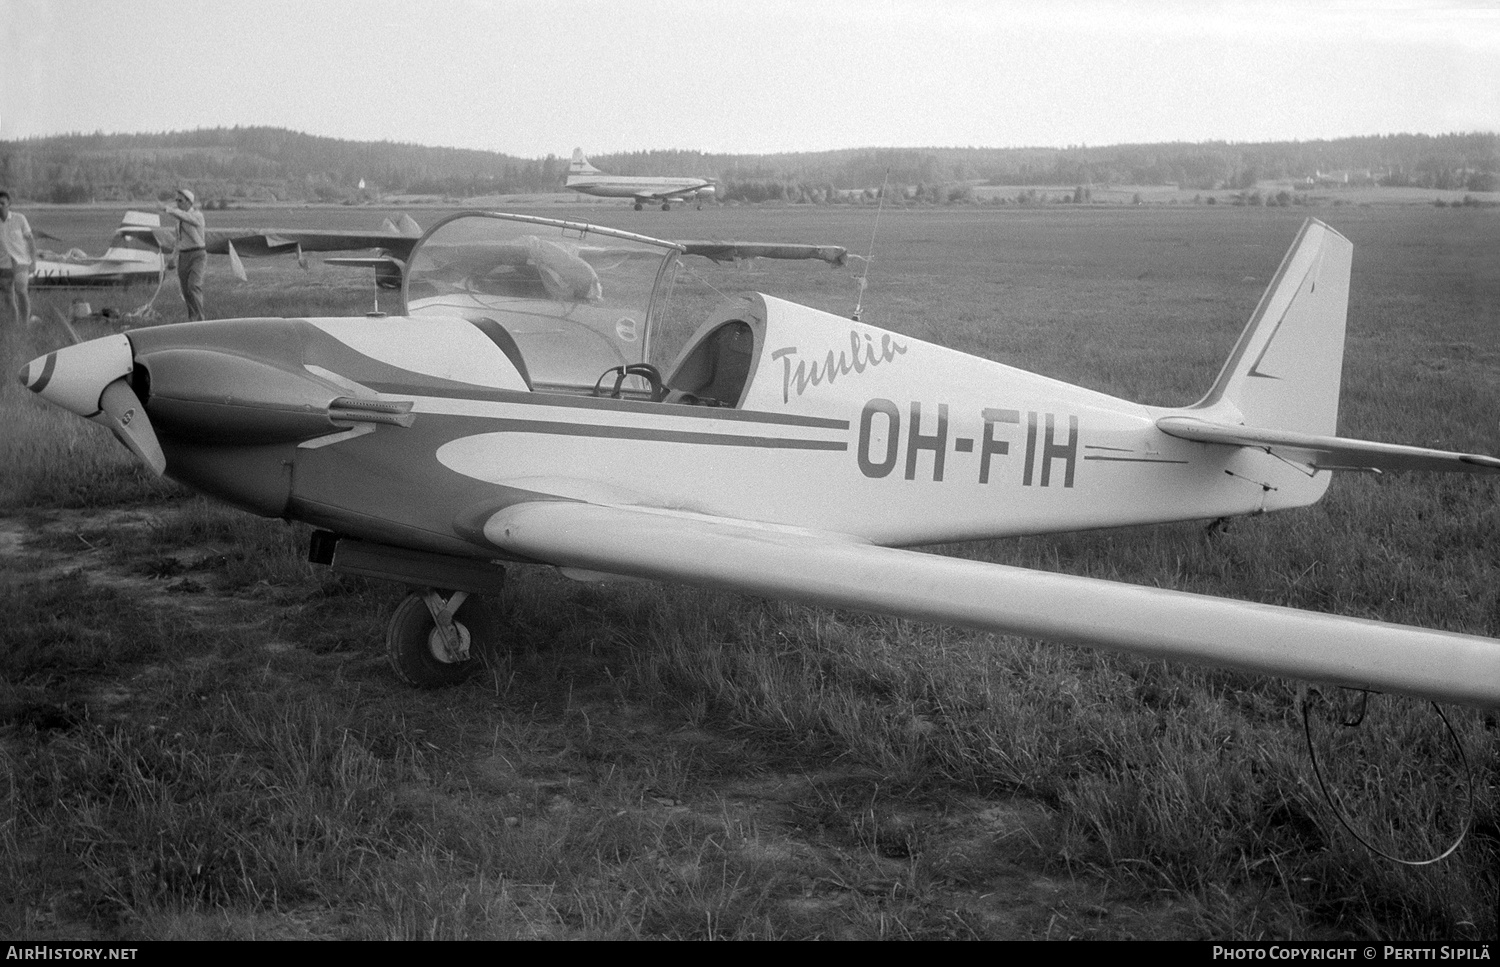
{"left": 0, "top": 190, "right": 38, "bottom": 326}
{"left": 162, "top": 187, "right": 206, "bottom": 321}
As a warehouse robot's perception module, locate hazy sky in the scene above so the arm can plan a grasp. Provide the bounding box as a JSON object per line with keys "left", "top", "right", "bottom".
{"left": 2, "top": 0, "right": 1496, "bottom": 157}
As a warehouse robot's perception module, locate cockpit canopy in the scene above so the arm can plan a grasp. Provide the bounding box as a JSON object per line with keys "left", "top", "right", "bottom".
{"left": 403, "top": 212, "right": 681, "bottom": 393}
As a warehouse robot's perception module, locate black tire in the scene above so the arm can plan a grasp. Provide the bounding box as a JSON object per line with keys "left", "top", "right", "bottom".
{"left": 385, "top": 592, "right": 499, "bottom": 688}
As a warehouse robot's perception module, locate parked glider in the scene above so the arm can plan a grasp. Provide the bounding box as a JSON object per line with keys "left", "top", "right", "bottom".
{"left": 29, "top": 211, "right": 169, "bottom": 287}
{"left": 565, "top": 148, "right": 717, "bottom": 210}
{"left": 19, "top": 213, "right": 1500, "bottom": 706}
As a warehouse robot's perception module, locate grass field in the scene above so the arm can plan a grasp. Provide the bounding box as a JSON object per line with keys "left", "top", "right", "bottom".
{"left": 1, "top": 201, "right": 1497, "bottom": 939}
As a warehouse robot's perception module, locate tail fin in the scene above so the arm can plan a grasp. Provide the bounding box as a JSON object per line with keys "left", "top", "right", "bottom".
{"left": 118, "top": 210, "right": 161, "bottom": 230}
{"left": 568, "top": 148, "right": 602, "bottom": 178}
{"left": 1160, "top": 219, "right": 1499, "bottom": 489}
{"left": 110, "top": 211, "right": 175, "bottom": 253}
{"left": 1190, "top": 218, "right": 1352, "bottom": 435}
{"left": 103, "top": 211, "right": 171, "bottom": 260}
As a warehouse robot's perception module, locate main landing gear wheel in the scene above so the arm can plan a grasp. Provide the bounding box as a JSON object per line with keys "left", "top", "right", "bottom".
{"left": 633, "top": 202, "right": 644, "bottom": 211}
{"left": 661, "top": 202, "right": 671, "bottom": 211}
{"left": 386, "top": 590, "right": 500, "bottom": 688}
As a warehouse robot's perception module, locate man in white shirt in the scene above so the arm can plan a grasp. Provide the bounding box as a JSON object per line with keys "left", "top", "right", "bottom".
{"left": 0, "top": 190, "right": 38, "bottom": 325}
{"left": 162, "top": 187, "right": 207, "bottom": 321}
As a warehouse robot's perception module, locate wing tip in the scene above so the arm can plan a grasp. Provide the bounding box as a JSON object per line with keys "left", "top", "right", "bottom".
{"left": 1460, "top": 453, "right": 1500, "bottom": 472}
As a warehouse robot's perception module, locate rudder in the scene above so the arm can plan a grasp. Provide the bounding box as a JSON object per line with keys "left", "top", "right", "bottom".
{"left": 568, "top": 148, "right": 601, "bottom": 177}
{"left": 1190, "top": 218, "right": 1353, "bottom": 436}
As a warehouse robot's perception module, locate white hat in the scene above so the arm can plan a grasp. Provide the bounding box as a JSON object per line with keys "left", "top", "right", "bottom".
{"left": 177, "top": 188, "right": 196, "bottom": 206}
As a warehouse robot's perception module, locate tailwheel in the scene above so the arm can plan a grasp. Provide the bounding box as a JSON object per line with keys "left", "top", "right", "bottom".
{"left": 386, "top": 589, "right": 500, "bottom": 688}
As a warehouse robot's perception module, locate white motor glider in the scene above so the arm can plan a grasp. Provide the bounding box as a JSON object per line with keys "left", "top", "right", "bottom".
{"left": 18, "top": 213, "right": 1500, "bottom": 705}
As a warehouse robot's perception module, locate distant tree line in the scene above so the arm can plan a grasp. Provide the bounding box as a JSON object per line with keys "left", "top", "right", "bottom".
{"left": 0, "top": 127, "right": 564, "bottom": 204}
{"left": 0, "top": 128, "right": 1494, "bottom": 205}
{"left": 594, "top": 134, "right": 1496, "bottom": 195}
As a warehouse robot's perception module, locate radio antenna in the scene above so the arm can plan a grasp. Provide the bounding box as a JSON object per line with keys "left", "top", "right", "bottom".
{"left": 852, "top": 168, "right": 890, "bottom": 322}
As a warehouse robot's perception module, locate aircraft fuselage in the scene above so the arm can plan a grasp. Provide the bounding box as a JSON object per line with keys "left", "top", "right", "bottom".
{"left": 565, "top": 175, "right": 714, "bottom": 202}
{"left": 113, "top": 307, "right": 1319, "bottom": 562}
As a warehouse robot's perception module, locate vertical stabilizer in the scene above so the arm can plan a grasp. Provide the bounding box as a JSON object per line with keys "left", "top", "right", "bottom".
{"left": 104, "top": 211, "right": 169, "bottom": 261}
{"left": 568, "top": 148, "right": 602, "bottom": 179}
{"left": 1190, "top": 219, "right": 1352, "bottom": 435}
{"left": 119, "top": 211, "right": 161, "bottom": 229}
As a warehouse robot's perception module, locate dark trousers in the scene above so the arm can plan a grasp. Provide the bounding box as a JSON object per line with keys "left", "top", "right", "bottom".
{"left": 177, "top": 248, "right": 206, "bottom": 321}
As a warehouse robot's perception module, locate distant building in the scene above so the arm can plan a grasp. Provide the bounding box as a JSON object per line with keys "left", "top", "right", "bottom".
{"left": 1314, "top": 169, "right": 1375, "bottom": 186}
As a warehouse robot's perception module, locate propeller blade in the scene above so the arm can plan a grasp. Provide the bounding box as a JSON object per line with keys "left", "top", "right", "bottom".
{"left": 97, "top": 378, "right": 166, "bottom": 476}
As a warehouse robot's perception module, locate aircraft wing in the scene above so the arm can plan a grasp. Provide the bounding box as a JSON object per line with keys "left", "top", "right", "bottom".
{"left": 634, "top": 185, "right": 707, "bottom": 202}
{"left": 481, "top": 500, "right": 1500, "bottom": 707}
{"left": 679, "top": 241, "right": 848, "bottom": 266}
{"left": 323, "top": 255, "right": 406, "bottom": 289}
{"left": 1157, "top": 416, "right": 1500, "bottom": 474}
{"left": 205, "top": 228, "right": 421, "bottom": 259}
{"left": 323, "top": 256, "right": 402, "bottom": 270}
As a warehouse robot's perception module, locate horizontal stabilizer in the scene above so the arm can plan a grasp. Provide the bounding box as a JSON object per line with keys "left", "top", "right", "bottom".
{"left": 485, "top": 501, "right": 1500, "bottom": 707}
{"left": 1157, "top": 416, "right": 1500, "bottom": 474}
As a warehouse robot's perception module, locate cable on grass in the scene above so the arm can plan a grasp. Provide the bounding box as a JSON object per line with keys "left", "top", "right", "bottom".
{"left": 1299, "top": 686, "right": 1472, "bottom": 865}
{"left": 126, "top": 247, "right": 173, "bottom": 321}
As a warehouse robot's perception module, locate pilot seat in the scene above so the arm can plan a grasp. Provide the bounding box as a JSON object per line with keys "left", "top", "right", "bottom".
{"left": 664, "top": 320, "right": 755, "bottom": 407}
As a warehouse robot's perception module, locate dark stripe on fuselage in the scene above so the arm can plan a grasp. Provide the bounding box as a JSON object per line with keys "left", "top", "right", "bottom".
{"left": 364, "top": 381, "right": 851, "bottom": 430}
{"left": 1082, "top": 455, "right": 1190, "bottom": 464}
{"left": 432, "top": 413, "right": 847, "bottom": 451}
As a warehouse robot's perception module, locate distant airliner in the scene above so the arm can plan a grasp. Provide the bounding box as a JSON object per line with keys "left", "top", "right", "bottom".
{"left": 564, "top": 149, "right": 717, "bottom": 210}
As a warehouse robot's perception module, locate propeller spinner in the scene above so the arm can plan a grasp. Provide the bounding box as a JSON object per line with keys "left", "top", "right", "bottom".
{"left": 18, "top": 334, "right": 166, "bottom": 476}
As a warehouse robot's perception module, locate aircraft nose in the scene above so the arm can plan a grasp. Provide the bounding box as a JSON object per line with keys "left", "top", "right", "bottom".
{"left": 17, "top": 333, "right": 135, "bottom": 417}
